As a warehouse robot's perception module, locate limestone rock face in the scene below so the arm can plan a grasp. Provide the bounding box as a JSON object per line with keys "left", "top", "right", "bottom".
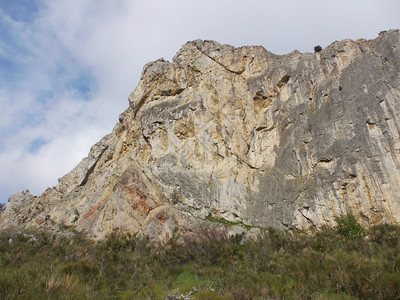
{"left": 1, "top": 30, "right": 400, "bottom": 240}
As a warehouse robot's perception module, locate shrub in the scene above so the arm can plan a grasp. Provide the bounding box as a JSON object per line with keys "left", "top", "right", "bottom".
{"left": 335, "top": 213, "right": 366, "bottom": 241}
{"left": 369, "top": 223, "right": 400, "bottom": 248}
{"left": 314, "top": 45, "right": 323, "bottom": 53}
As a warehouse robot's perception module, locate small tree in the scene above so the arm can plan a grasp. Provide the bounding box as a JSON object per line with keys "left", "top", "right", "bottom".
{"left": 0, "top": 203, "right": 5, "bottom": 211}
{"left": 335, "top": 213, "right": 366, "bottom": 240}
{"left": 314, "top": 45, "right": 322, "bottom": 53}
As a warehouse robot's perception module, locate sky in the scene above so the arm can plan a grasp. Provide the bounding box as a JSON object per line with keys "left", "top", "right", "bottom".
{"left": 0, "top": 0, "right": 399, "bottom": 203}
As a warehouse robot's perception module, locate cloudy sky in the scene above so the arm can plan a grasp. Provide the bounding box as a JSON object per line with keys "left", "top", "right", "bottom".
{"left": 0, "top": 0, "right": 399, "bottom": 203}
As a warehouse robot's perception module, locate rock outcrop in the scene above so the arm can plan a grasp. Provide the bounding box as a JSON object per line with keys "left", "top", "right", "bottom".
{"left": 1, "top": 30, "right": 400, "bottom": 240}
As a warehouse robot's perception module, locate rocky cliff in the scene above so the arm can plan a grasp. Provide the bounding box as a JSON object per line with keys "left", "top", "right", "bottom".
{"left": 1, "top": 30, "right": 400, "bottom": 240}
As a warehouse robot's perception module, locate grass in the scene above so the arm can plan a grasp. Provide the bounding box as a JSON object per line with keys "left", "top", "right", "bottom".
{"left": 0, "top": 218, "right": 399, "bottom": 299}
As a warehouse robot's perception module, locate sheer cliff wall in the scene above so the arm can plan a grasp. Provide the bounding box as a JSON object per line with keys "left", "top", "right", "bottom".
{"left": 1, "top": 30, "right": 400, "bottom": 240}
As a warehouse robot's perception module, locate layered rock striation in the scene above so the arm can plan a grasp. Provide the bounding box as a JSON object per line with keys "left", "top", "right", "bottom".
{"left": 1, "top": 30, "right": 400, "bottom": 240}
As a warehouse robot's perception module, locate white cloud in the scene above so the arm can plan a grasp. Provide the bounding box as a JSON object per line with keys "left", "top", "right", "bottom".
{"left": 0, "top": 0, "right": 399, "bottom": 202}
{"left": 0, "top": 88, "right": 106, "bottom": 198}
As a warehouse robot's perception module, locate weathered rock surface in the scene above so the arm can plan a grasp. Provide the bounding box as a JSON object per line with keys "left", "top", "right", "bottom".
{"left": 1, "top": 30, "right": 400, "bottom": 240}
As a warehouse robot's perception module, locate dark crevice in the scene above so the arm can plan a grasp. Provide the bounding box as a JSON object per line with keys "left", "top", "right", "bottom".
{"left": 160, "top": 88, "right": 185, "bottom": 97}
{"left": 196, "top": 46, "right": 246, "bottom": 75}
{"left": 319, "top": 157, "right": 333, "bottom": 163}
{"left": 79, "top": 146, "right": 109, "bottom": 186}
{"left": 143, "top": 134, "right": 151, "bottom": 144}
{"left": 133, "top": 93, "right": 150, "bottom": 119}
{"left": 253, "top": 91, "right": 268, "bottom": 101}
{"left": 299, "top": 209, "right": 314, "bottom": 225}
{"left": 277, "top": 75, "right": 291, "bottom": 88}
{"left": 231, "top": 152, "right": 260, "bottom": 170}
{"left": 255, "top": 125, "right": 276, "bottom": 132}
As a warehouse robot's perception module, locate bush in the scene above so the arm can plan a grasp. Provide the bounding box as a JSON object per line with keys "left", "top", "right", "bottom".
{"left": 335, "top": 213, "right": 366, "bottom": 241}
{"left": 368, "top": 223, "right": 400, "bottom": 247}
{"left": 314, "top": 45, "right": 323, "bottom": 52}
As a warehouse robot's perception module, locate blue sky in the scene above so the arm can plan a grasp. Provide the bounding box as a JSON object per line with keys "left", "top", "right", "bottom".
{"left": 0, "top": 0, "right": 399, "bottom": 203}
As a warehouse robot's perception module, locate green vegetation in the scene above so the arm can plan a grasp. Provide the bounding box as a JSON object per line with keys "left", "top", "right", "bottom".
{"left": 335, "top": 213, "right": 366, "bottom": 241}
{"left": 0, "top": 216, "right": 399, "bottom": 299}
{"left": 314, "top": 45, "right": 323, "bottom": 53}
{"left": 205, "top": 216, "right": 255, "bottom": 231}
